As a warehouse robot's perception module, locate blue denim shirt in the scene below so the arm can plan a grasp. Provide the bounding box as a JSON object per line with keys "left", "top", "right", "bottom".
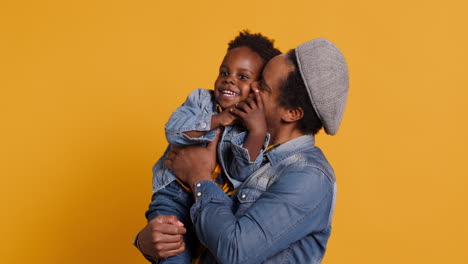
{"left": 147, "top": 88, "right": 269, "bottom": 263}
{"left": 153, "top": 88, "right": 269, "bottom": 193}
{"left": 190, "top": 135, "right": 337, "bottom": 264}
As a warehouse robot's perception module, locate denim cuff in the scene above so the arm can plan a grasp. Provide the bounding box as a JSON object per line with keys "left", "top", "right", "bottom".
{"left": 176, "top": 127, "right": 217, "bottom": 144}
{"left": 190, "top": 180, "right": 232, "bottom": 220}
{"left": 230, "top": 132, "right": 270, "bottom": 163}
{"left": 165, "top": 113, "right": 216, "bottom": 146}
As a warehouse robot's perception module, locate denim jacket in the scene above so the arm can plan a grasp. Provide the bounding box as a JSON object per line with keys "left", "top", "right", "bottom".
{"left": 152, "top": 88, "right": 269, "bottom": 193}
{"left": 189, "top": 135, "right": 337, "bottom": 264}
{"left": 146, "top": 88, "right": 269, "bottom": 263}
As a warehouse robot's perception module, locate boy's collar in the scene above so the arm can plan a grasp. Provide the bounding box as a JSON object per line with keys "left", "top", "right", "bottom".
{"left": 216, "top": 104, "right": 223, "bottom": 113}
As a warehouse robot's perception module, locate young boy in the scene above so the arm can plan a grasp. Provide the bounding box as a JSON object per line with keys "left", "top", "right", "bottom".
{"left": 141, "top": 31, "right": 281, "bottom": 263}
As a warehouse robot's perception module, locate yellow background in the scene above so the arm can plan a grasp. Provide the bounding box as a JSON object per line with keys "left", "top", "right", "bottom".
{"left": 1, "top": 0, "right": 467, "bottom": 263}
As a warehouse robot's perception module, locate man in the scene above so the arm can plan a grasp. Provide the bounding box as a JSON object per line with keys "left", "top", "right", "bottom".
{"left": 136, "top": 38, "right": 349, "bottom": 263}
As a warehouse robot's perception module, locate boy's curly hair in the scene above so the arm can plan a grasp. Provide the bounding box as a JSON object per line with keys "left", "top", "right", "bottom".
{"left": 228, "top": 30, "right": 282, "bottom": 63}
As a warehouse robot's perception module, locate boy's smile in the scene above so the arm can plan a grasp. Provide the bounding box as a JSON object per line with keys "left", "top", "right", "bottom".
{"left": 214, "top": 46, "right": 264, "bottom": 109}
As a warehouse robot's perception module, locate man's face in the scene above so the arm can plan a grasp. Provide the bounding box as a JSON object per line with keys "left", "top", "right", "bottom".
{"left": 257, "top": 54, "right": 294, "bottom": 133}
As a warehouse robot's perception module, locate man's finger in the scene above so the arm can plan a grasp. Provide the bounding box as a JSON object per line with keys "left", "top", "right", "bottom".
{"left": 152, "top": 222, "right": 187, "bottom": 236}
{"left": 151, "top": 232, "right": 184, "bottom": 244}
{"left": 156, "top": 242, "right": 186, "bottom": 258}
{"left": 153, "top": 215, "right": 185, "bottom": 228}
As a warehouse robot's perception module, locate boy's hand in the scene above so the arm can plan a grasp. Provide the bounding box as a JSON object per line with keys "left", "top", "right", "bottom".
{"left": 215, "top": 106, "right": 238, "bottom": 127}
{"left": 230, "top": 88, "right": 267, "bottom": 135}
{"left": 211, "top": 106, "right": 238, "bottom": 129}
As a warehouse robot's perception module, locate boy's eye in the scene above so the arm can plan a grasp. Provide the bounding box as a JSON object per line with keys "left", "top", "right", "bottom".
{"left": 239, "top": 75, "right": 250, "bottom": 80}
{"left": 220, "top": 71, "right": 228, "bottom": 76}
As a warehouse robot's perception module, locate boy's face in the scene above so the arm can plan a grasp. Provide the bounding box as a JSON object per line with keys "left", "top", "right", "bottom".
{"left": 214, "top": 47, "right": 264, "bottom": 109}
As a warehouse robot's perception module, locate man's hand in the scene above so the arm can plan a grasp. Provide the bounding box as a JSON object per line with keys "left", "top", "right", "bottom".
{"left": 165, "top": 129, "right": 221, "bottom": 189}
{"left": 138, "top": 215, "right": 187, "bottom": 260}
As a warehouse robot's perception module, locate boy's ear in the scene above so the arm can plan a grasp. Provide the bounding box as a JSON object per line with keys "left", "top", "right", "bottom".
{"left": 282, "top": 107, "right": 304, "bottom": 123}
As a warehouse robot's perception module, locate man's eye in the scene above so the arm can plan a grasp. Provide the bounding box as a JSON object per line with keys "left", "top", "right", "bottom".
{"left": 239, "top": 75, "right": 250, "bottom": 80}
{"left": 220, "top": 71, "right": 228, "bottom": 76}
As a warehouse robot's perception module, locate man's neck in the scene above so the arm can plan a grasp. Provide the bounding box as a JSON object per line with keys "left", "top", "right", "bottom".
{"left": 269, "top": 125, "right": 305, "bottom": 146}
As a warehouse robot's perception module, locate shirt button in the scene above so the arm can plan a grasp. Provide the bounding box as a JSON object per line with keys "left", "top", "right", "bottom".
{"left": 197, "top": 192, "right": 202, "bottom": 197}
{"left": 241, "top": 194, "right": 246, "bottom": 199}
{"left": 196, "top": 183, "right": 201, "bottom": 187}
{"left": 200, "top": 122, "right": 207, "bottom": 129}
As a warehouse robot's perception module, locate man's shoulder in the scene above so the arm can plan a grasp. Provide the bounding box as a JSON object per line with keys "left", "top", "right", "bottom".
{"left": 298, "top": 146, "right": 335, "bottom": 180}
{"left": 275, "top": 146, "right": 336, "bottom": 183}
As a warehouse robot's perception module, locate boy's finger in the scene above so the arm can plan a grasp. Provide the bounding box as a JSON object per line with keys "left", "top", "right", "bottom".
{"left": 250, "top": 82, "right": 260, "bottom": 94}
{"left": 230, "top": 107, "right": 246, "bottom": 119}
{"left": 234, "top": 102, "right": 248, "bottom": 113}
{"left": 244, "top": 97, "right": 255, "bottom": 109}
{"left": 254, "top": 89, "right": 263, "bottom": 111}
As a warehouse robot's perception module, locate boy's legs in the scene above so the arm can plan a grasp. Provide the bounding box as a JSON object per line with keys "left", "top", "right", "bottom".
{"left": 146, "top": 175, "right": 196, "bottom": 263}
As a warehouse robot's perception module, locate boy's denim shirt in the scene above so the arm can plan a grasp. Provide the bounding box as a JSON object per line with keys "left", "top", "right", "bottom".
{"left": 187, "top": 135, "right": 337, "bottom": 264}
{"left": 146, "top": 88, "right": 269, "bottom": 263}
{"left": 153, "top": 88, "right": 269, "bottom": 194}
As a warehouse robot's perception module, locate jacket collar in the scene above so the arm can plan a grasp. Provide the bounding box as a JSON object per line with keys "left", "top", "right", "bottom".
{"left": 265, "top": 135, "right": 315, "bottom": 165}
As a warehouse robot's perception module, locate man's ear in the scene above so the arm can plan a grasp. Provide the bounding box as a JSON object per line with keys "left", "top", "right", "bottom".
{"left": 282, "top": 107, "right": 304, "bottom": 123}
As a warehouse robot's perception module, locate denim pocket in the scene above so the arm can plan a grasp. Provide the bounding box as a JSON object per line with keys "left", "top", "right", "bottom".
{"left": 236, "top": 187, "right": 263, "bottom": 203}
{"left": 235, "top": 187, "right": 263, "bottom": 216}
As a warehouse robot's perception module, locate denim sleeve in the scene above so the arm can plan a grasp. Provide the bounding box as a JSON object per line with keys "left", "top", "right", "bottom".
{"left": 165, "top": 89, "right": 217, "bottom": 146}
{"left": 145, "top": 181, "right": 196, "bottom": 264}
{"left": 189, "top": 167, "right": 334, "bottom": 264}
{"left": 227, "top": 132, "right": 270, "bottom": 181}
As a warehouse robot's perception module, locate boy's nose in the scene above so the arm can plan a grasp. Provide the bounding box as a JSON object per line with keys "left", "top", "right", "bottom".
{"left": 223, "top": 75, "right": 235, "bottom": 84}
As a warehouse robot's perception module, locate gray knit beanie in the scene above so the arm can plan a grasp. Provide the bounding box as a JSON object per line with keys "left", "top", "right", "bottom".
{"left": 295, "top": 38, "right": 349, "bottom": 135}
